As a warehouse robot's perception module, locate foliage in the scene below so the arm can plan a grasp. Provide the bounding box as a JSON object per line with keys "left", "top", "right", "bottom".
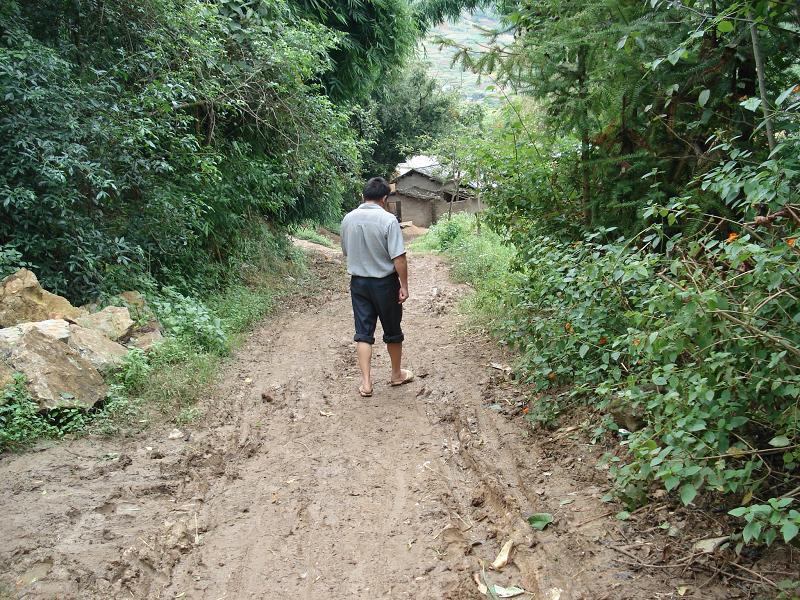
{"left": 0, "top": 375, "right": 57, "bottom": 451}
{"left": 0, "top": 373, "right": 105, "bottom": 450}
{"left": 0, "top": 231, "right": 314, "bottom": 449}
{"left": 361, "top": 60, "right": 460, "bottom": 178}
{"left": 291, "top": 0, "right": 419, "bottom": 100}
{"left": 441, "top": 0, "right": 800, "bottom": 236}
{"left": 412, "top": 212, "right": 474, "bottom": 251}
{"left": 420, "top": 130, "right": 800, "bottom": 548}
{"left": 412, "top": 212, "right": 515, "bottom": 321}
{"left": 109, "top": 350, "right": 152, "bottom": 393}
{"left": 0, "top": 0, "right": 363, "bottom": 303}
{"left": 729, "top": 499, "right": 800, "bottom": 549}
{"left": 151, "top": 289, "right": 228, "bottom": 355}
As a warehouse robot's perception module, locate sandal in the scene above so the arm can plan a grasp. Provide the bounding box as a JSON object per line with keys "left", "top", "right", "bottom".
{"left": 389, "top": 369, "right": 415, "bottom": 387}
{"left": 359, "top": 385, "right": 373, "bottom": 397}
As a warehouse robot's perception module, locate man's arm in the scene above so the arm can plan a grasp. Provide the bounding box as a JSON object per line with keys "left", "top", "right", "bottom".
{"left": 340, "top": 222, "right": 348, "bottom": 257}
{"left": 393, "top": 253, "right": 408, "bottom": 304}
{"left": 386, "top": 218, "right": 408, "bottom": 303}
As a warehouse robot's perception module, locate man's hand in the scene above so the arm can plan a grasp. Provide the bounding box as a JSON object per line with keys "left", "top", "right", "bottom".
{"left": 398, "top": 286, "right": 409, "bottom": 304}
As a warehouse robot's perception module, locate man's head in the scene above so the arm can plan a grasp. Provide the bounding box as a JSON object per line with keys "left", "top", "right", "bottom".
{"left": 363, "top": 177, "right": 391, "bottom": 204}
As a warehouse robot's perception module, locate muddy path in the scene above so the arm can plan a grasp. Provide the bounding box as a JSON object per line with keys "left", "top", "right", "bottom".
{"left": 1, "top": 244, "right": 745, "bottom": 600}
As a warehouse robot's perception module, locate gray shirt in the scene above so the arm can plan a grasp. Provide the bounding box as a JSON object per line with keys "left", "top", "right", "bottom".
{"left": 340, "top": 203, "right": 405, "bottom": 278}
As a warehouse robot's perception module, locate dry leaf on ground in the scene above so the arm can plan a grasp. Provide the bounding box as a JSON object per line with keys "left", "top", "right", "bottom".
{"left": 491, "top": 539, "right": 514, "bottom": 570}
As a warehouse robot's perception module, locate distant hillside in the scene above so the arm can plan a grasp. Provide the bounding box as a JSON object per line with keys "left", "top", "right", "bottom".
{"left": 420, "top": 9, "right": 508, "bottom": 104}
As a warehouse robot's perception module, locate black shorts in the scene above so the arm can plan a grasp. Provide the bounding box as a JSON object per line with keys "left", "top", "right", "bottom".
{"left": 350, "top": 274, "right": 404, "bottom": 345}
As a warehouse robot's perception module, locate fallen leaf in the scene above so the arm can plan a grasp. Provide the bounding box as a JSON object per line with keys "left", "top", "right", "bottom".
{"left": 491, "top": 539, "right": 514, "bottom": 570}
{"left": 489, "top": 362, "right": 511, "bottom": 372}
{"left": 492, "top": 585, "right": 527, "bottom": 598}
{"left": 677, "top": 585, "right": 689, "bottom": 596}
{"left": 473, "top": 572, "right": 488, "bottom": 595}
{"left": 692, "top": 536, "right": 729, "bottom": 554}
{"left": 319, "top": 410, "right": 334, "bottom": 417}
{"left": 527, "top": 513, "right": 554, "bottom": 531}
{"left": 244, "top": 377, "right": 253, "bottom": 384}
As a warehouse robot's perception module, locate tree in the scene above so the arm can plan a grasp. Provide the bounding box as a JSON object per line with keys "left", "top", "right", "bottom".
{"left": 442, "top": 0, "right": 800, "bottom": 234}
{"left": 361, "top": 61, "right": 460, "bottom": 178}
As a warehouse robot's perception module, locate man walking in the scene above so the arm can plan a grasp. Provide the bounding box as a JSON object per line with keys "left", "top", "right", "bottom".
{"left": 340, "top": 177, "right": 414, "bottom": 397}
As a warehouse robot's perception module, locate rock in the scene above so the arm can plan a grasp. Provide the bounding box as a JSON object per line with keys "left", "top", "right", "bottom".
{"left": 607, "top": 398, "right": 645, "bottom": 432}
{"left": 76, "top": 306, "right": 134, "bottom": 341}
{"left": 168, "top": 428, "right": 183, "bottom": 440}
{"left": 6, "top": 329, "right": 106, "bottom": 409}
{"left": 0, "top": 319, "right": 71, "bottom": 351}
{"left": 130, "top": 329, "right": 164, "bottom": 352}
{"left": 67, "top": 325, "right": 129, "bottom": 372}
{"left": 0, "top": 360, "right": 14, "bottom": 391}
{"left": 0, "top": 269, "right": 85, "bottom": 327}
{"left": 692, "top": 536, "right": 730, "bottom": 554}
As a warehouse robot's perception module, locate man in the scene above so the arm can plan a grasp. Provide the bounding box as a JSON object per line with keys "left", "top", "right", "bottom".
{"left": 340, "top": 177, "right": 414, "bottom": 397}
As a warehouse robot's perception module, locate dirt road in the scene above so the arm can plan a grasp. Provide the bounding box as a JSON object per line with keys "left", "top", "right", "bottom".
{"left": 1, "top": 244, "right": 743, "bottom": 599}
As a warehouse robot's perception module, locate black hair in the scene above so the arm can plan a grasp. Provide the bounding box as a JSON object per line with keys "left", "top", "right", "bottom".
{"left": 363, "top": 177, "right": 391, "bottom": 201}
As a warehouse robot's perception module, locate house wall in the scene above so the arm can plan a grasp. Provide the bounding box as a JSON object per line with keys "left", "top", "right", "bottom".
{"left": 387, "top": 200, "right": 400, "bottom": 220}
{"left": 395, "top": 193, "right": 435, "bottom": 227}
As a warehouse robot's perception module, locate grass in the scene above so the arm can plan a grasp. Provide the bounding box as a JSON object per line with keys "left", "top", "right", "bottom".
{"left": 293, "top": 224, "right": 335, "bottom": 248}
{"left": 411, "top": 213, "right": 516, "bottom": 325}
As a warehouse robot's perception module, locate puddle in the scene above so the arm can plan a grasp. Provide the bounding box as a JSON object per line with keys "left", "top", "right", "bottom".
{"left": 16, "top": 559, "right": 53, "bottom": 587}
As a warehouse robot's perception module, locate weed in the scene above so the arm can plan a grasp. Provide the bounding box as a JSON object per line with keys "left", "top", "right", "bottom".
{"left": 293, "top": 223, "right": 335, "bottom": 248}
{"left": 0, "top": 375, "right": 57, "bottom": 450}
{"left": 109, "top": 349, "right": 151, "bottom": 393}
{"left": 151, "top": 288, "right": 228, "bottom": 355}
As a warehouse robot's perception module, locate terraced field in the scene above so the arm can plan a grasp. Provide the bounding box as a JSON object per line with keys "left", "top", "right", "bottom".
{"left": 420, "top": 9, "right": 509, "bottom": 104}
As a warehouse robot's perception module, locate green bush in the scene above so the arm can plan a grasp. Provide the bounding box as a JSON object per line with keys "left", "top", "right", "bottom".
{"left": 424, "top": 142, "right": 800, "bottom": 549}
{"left": 0, "top": 0, "right": 362, "bottom": 304}
{"left": 411, "top": 213, "right": 476, "bottom": 252}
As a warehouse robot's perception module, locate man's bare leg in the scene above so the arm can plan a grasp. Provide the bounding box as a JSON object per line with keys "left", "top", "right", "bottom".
{"left": 387, "top": 342, "right": 403, "bottom": 382}
{"left": 357, "top": 342, "right": 373, "bottom": 394}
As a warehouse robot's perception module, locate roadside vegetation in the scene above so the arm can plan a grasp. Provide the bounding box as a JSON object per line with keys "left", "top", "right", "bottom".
{"left": 414, "top": 0, "right": 800, "bottom": 563}
{"left": 292, "top": 224, "right": 336, "bottom": 249}
{"left": 2, "top": 0, "right": 798, "bottom": 576}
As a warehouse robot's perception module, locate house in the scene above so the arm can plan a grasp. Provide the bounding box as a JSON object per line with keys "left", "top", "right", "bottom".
{"left": 388, "top": 156, "right": 481, "bottom": 228}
